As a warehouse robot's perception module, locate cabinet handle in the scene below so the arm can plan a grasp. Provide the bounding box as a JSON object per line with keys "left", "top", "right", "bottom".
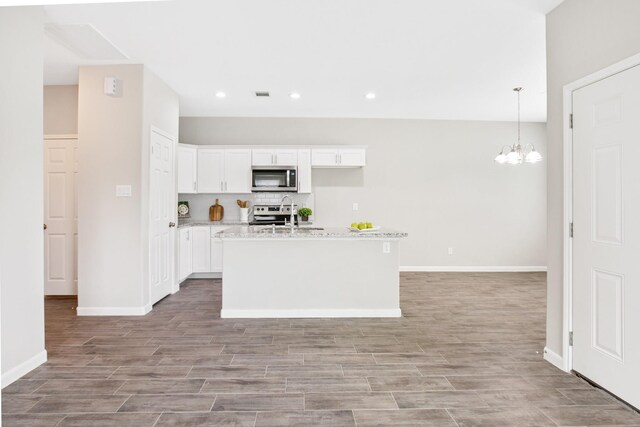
{"left": 224, "top": 181, "right": 227, "bottom": 191}
{"left": 272, "top": 154, "right": 276, "bottom": 164}
{"left": 169, "top": 222, "right": 176, "bottom": 228}
{"left": 221, "top": 181, "right": 224, "bottom": 192}
{"left": 339, "top": 153, "right": 342, "bottom": 164}
{"left": 43, "top": 223, "right": 47, "bottom": 230}
{"left": 193, "top": 181, "right": 196, "bottom": 191}
{"left": 335, "top": 153, "right": 338, "bottom": 164}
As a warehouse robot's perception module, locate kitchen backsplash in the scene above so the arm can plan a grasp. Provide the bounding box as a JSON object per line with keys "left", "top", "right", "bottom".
{"left": 178, "top": 192, "right": 315, "bottom": 221}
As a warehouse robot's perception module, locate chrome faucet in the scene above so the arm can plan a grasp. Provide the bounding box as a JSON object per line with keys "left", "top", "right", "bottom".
{"left": 279, "top": 195, "right": 296, "bottom": 231}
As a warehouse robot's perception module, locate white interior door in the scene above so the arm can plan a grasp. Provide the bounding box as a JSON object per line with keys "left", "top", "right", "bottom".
{"left": 44, "top": 137, "right": 78, "bottom": 295}
{"left": 150, "top": 129, "right": 175, "bottom": 305}
{"left": 572, "top": 64, "right": 640, "bottom": 409}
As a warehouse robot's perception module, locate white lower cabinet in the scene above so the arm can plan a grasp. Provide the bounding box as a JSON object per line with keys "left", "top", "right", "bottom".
{"left": 192, "top": 226, "right": 211, "bottom": 272}
{"left": 178, "top": 227, "right": 193, "bottom": 281}
{"left": 210, "top": 226, "right": 226, "bottom": 272}
{"left": 178, "top": 225, "right": 227, "bottom": 282}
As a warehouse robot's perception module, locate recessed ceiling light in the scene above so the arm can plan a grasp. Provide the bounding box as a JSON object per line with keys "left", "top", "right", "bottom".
{"left": 289, "top": 92, "right": 301, "bottom": 99}
{"left": 215, "top": 91, "right": 226, "bottom": 98}
{"left": 365, "top": 92, "right": 376, "bottom": 100}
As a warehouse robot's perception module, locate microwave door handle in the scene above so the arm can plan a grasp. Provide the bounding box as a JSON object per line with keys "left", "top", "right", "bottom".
{"left": 286, "top": 170, "right": 290, "bottom": 188}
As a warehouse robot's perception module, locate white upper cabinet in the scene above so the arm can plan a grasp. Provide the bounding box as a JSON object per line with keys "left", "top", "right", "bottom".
{"left": 337, "top": 148, "right": 366, "bottom": 167}
{"left": 181, "top": 144, "right": 364, "bottom": 194}
{"left": 177, "top": 144, "right": 197, "bottom": 193}
{"left": 197, "top": 148, "right": 225, "bottom": 193}
{"left": 197, "top": 148, "right": 251, "bottom": 194}
{"left": 224, "top": 149, "right": 252, "bottom": 193}
{"left": 274, "top": 149, "right": 298, "bottom": 166}
{"left": 297, "top": 149, "right": 312, "bottom": 193}
{"left": 311, "top": 147, "right": 366, "bottom": 167}
{"left": 252, "top": 148, "right": 298, "bottom": 166}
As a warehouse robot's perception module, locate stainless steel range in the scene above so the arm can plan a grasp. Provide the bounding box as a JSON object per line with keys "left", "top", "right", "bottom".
{"left": 250, "top": 204, "right": 299, "bottom": 226}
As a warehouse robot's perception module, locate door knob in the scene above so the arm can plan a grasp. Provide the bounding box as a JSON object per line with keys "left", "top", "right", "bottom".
{"left": 169, "top": 222, "right": 176, "bottom": 228}
{"left": 43, "top": 223, "right": 47, "bottom": 230}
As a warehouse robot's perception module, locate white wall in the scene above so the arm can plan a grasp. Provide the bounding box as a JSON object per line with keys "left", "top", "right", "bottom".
{"left": 0, "top": 6, "right": 47, "bottom": 387}
{"left": 546, "top": 0, "right": 640, "bottom": 356}
{"left": 78, "top": 65, "right": 146, "bottom": 314}
{"left": 180, "top": 117, "right": 547, "bottom": 269}
{"left": 77, "top": 65, "right": 178, "bottom": 315}
{"left": 44, "top": 85, "right": 78, "bottom": 135}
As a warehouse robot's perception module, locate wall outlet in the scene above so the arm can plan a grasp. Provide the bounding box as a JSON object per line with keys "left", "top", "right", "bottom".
{"left": 352, "top": 202, "right": 359, "bottom": 211}
{"left": 382, "top": 242, "right": 391, "bottom": 254}
{"left": 447, "top": 247, "right": 453, "bottom": 255}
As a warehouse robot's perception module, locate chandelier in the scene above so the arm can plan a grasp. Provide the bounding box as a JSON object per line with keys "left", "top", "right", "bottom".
{"left": 494, "top": 87, "right": 542, "bottom": 165}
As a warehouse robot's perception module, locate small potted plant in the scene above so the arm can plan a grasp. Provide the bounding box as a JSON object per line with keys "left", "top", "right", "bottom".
{"left": 297, "top": 207, "right": 312, "bottom": 222}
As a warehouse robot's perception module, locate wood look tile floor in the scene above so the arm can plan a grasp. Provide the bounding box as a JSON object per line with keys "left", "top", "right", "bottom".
{"left": 3, "top": 272, "right": 640, "bottom": 426}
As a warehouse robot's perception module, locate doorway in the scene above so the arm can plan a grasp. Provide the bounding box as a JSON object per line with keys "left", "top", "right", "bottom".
{"left": 149, "top": 127, "right": 176, "bottom": 305}
{"left": 43, "top": 135, "right": 78, "bottom": 295}
{"left": 565, "top": 58, "right": 640, "bottom": 409}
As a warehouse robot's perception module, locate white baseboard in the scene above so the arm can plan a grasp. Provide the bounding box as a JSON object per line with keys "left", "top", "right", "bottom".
{"left": 543, "top": 346, "right": 567, "bottom": 371}
{"left": 1, "top": 350, "right": 47, "bottom": 388}
{"left": 189, "top": 273, "right": 222, "bottom": 279}
{"left": 44, "top": 284, "right": 77, "bottom": 296}
{"left": 400, "top": 266, "right": 548, "bottom": 272}
{"left": 77, "top": 305, "right": 152, "bottom": 316}
{"left": 221, "top": 308, "right": 402, "bottom": 318}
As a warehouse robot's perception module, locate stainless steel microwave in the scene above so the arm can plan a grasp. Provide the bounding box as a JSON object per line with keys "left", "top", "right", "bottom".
{"left": 251, "top": 166, "right": 298, "bottom": 192}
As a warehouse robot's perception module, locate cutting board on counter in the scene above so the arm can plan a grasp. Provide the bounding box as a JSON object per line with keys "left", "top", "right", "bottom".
{"left": 209, "top": 199, "right": 224, "bottom": 221}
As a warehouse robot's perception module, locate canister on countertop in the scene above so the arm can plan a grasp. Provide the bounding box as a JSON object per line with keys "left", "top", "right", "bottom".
{"left": 209, "top": 199, "right": 223, "bottom": 221}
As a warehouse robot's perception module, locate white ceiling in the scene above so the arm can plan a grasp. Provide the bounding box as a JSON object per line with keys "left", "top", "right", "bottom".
{"left": 43, "top": 0, "right": 563, "bottom": 121}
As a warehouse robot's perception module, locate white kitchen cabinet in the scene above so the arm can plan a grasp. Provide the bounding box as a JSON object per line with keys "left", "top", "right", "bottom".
{"left": 224, "top": 149, "right": 252, "bottom": 193}
{"left": 297, "top": 149, "right": 312, "bottom": 193}
{"left": 178, "top": 227, "right": 193, "bottom": 281}
{"left": 197, "top": 148, "right": 251, "bottom": 194}
{"left": 177, "top": 144, "right": 197, "bottom": 193}
{"left": 191, "top": 226, "right": 211, "bottom": 272}
{"left": 311, "top": 148, "right": 366, "bottom": 167}
{"left": 210, "top": 226, "right": 227, "bottom": 273}
{"left": 197, "top": 148, "right": 225, "bottom": 193}
{"left": 252, "top": 149, "right": 298, "bottom": 166}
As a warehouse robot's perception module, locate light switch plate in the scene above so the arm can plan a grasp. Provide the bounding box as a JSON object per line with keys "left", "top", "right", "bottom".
{"left": 115, "top": 185, "right": 132, "bottom": 197}
{"left": 353, "top": 203, "right": 359, "bottom": 211}
{"left": 382, "top": 242, "right": 391, "bottom": 254}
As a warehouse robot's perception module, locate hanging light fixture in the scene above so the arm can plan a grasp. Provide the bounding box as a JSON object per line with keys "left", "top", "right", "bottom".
{"left": 494, "top": 87, "right": 542, "bottom": 165}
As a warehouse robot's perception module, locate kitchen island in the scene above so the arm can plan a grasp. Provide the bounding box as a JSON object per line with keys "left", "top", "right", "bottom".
{"left": 217, "top": 226, "right": 408, "bottom": 318}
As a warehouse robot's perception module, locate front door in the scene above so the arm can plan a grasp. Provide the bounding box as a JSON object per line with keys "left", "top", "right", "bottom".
{"left": 44, "top": 137, "right": 78, "bottom": 295}
{"left": 572, "top": 64, "right": 640, "bottom": 408}
{"left": 150, "top": 129, "right": 175, "bottom": 305}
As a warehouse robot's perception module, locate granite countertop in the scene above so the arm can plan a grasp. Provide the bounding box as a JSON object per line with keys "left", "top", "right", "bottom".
{"left": 216, "top": 226, "right": 408, "bottom": 240}
{"left": 178, "top": 219, "right": 248, "bottom": 228}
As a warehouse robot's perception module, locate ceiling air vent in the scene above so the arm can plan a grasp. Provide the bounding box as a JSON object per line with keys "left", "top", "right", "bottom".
{"left": 255, "top": 91, "right": 270, "bottom": 97}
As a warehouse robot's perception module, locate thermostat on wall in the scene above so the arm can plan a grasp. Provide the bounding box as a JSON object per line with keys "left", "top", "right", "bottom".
{"left": 104, "top": 77, "right": 120, "bottom": 97}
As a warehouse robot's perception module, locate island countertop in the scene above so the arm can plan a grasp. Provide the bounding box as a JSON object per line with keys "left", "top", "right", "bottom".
{"left": 216, "top": 226, "right": 408, "bottom": 240}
